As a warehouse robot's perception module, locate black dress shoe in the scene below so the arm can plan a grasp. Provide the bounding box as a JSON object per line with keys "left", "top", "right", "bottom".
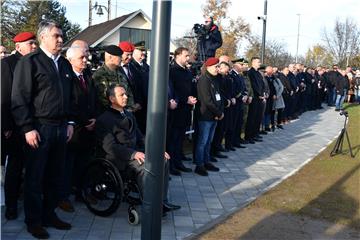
{"left": 259, "top": 130, "right": 268, "bottom": 135}
{"left": 210, "top": 156, "right": 218, "bottom": 162}
{"left": 43, "top": 215, "right": 72, "bottom": 230}
{"left": 163, "top": 202, "right": 181, "bottom": 211}
{"left": 217, "top": 146, "right": 226, "bottom": 152}
{"left": 5, "top": 207, "right": 18, "bottom": 220}
{"left": 221, "top": 148, "right": 230, "bottom": 152}
{"left": 253, "top": 138, "right": 263, "bottom": 142}
{"left": 277, "top": 125, "right": 284, "bottom": 129}
{"left": 240, "top": 139, "right": 249, "bottom": 144}
{"left": 225, "top": 147, "right": 236, "bottom": 151}
{"left": 233, "top": 143, "right": 246, "bottom": 148}
{"left": 170, "top": 168, "right": 181, "bottom": 176}
{"left": 213, "top": 153, "right": 228, "bottom": 158}
{"left": 256, "top": 135, "right": 263, "bottom": 138}
{"left": 204, "top": 162, "right": 220, "bottom": 172}
{"left": 27, "top": 225, "right": 50, "bottom": 239}
{"left": 194, "top": 166, "right": 208, "bottom": 176}
{"left": 265, "top": 127, "right": 271, "bottom": 132}
{"left": 247, "top": 139, "right": 255, "bottom": 144}
{"left": 176, "top": 164, "right": 192, "bottom": 172}
{"left": 182, "top": 156, "right": 192, "bottom": 161}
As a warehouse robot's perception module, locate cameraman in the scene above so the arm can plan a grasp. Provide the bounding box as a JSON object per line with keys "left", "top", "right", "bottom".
{"left": 196, "top": 17, "right": 222, "bottom": 60}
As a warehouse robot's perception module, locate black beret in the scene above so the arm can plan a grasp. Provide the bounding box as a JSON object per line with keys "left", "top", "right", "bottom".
{"left": 104, "top": 45, "right": 123, "bottom": 56}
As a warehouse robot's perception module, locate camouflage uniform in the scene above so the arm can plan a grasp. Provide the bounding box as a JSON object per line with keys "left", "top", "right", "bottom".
{"left": 242, "top": 72, "right": 253, "bottom": 132}
{"left": 92, "top": 64, "right": 136, "bottom": 113}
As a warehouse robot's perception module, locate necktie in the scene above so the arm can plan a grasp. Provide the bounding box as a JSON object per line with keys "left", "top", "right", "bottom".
{"left": 79, "top": 74, "right": 87, "bottom": 91}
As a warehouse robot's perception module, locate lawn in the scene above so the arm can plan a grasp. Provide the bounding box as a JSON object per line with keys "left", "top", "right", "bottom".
{"left": 197, "top": 104, "right": 360, "bottom": 239}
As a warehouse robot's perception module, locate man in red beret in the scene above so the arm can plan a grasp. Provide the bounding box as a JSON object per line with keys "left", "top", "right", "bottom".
{"left": 118, "top": 41, "right": 141, "bottom": 112}
{"left": 194, "top": 57, "right": 222, "bottom": 176}
{"left": 1, "top": 31, "right": 37, "bottom": 221}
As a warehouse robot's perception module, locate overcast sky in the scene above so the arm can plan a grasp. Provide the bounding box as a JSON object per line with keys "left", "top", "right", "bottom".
{"left": 62, "top": 0, "right": 360, "bottom": 56}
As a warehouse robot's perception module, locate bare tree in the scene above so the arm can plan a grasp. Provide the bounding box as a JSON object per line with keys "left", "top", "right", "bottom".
{"left": 322, "top": 17, "right": 360, "bottom": 67}
{"left": 245, "top": 36, "right": 293, "bottom": 67}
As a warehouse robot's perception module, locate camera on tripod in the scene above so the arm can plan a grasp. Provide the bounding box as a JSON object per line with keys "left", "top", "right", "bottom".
{"left": 192, "top": 23, "right": 208, "bottom": 38}
{"left": 339, "top": 110, "right": 348, "bottom": 117}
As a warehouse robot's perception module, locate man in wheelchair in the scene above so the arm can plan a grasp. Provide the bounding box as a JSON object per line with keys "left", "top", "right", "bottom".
{"left": 95, "top": 83, "right": 181, "bottom": 215}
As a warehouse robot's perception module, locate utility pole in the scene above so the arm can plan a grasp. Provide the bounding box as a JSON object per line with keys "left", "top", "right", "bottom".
{"left": 295, "top": 13, "right": 301, "bottom": 63}
{"left": 88, "top": 0, "right": 92, "bottom": 26}
{"left": 260, "top": 0, "right": 267, "bottom": 64}
{"left": 107, "top": 0, "right": 111, "bottom": 21}
{"left": 141, "top": 1, "right": 172, "bottom": 240}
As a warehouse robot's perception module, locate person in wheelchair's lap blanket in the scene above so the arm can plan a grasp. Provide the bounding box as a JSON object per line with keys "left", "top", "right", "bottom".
{"left": 95, "top": 83, "right": 181, "bottom": 214}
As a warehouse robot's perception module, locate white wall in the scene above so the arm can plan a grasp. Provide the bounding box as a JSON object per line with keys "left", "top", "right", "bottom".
{"left": 123, "top": 14, "right": 151, "bottom": 30}
{"left": 100, "top": 30, "right": 120, "bottom": 46}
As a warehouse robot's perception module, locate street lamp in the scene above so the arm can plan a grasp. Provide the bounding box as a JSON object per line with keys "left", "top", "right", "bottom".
{"left": 88, "top": 0, "right": 111, "bottom": 26}
{"left": 258, "top": 0, "right": 267, "bottom": 64}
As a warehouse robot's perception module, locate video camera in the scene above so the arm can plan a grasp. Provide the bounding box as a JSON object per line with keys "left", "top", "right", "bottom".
{"left": 192, "top": 23, "right": 208, "bottom": 38}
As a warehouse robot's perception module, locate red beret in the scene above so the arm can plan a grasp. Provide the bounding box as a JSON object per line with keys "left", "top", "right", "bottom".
{"left": 205, "top": 57, "right": 219, "bottom": 67}
{"left": 118, "top": 41, "right": 135, "bottom": 52}
{"left": 13, "top": 32, "right": 36, "bottom": 43}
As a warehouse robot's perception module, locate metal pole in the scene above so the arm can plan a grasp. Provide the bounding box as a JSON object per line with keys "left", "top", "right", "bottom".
{"left": 295, "top": 14, "right": 301, "bottom": 63}
{"left": 260, "top": 0, "right": 267, "bottom": 63}
{"left": 107, "top": 0, "right": 111, "bottom": 21}
{"left": 88, "top": 0, "right": 92, "bottom": 26}
{"left": 141, "top": 1, "right": 172, "bottom": 240}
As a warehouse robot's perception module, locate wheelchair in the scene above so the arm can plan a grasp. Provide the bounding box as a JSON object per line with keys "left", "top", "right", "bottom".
{"left": 80, "top": 158, "right": 142, "bottom": 225}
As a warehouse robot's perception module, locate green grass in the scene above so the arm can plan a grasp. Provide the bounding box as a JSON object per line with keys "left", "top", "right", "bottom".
{"left": 198, "top": 104, "right": 360, "bottom": 239}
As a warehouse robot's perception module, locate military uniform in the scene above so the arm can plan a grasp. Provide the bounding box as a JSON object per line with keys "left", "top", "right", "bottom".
{"left": 92, "top": 64, "right": 135, "bottom": 113}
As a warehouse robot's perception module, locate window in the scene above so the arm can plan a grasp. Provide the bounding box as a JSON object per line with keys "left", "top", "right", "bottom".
{"left": 120, "top": 28, "right": 151, "bottom": 49}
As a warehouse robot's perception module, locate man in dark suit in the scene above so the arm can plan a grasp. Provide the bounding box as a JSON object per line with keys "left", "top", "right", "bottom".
{"left": 118, "top": 41, "right": 141, "bottom": 112}
{"left": 1, "top": 32, "right": 37, "bottom": 220}
{"left": 167, "top": 47, "right": 196, "bottom": 175}
{"left": 58, "top": 43, "right": 98, "bottom": 212}
{"left": 245, "top": 57, "right": 265, "bottom": 143}
{"left": 11, "top": 20, "right": 75, "bottom": 239}
{"left": 96, "top": 84, "right": 181, "bottom": 215}
{"left": 129, "top": 43, "right": 150, "bottom": 134}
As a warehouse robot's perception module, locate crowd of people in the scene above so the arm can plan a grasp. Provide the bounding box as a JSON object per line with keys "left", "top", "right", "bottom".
{"left": 1, "top": 18, "right": 360, "bottom": 239}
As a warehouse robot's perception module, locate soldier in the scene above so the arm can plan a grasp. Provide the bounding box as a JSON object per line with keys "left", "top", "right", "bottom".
{"left": 93, "top": 45, "right": 135, "bottom": 113}
{"left": 1, "top": 32, "right": 37, "bottom": 220}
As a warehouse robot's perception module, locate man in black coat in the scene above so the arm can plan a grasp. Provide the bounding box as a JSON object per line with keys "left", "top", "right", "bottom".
{"left": 196, "top": 17, "right": 222, "bottom": 60}
{"left": 96, "top": 84, "right": 181, "bottom": 214}
{"left": 129, "top": 46, "right": 150, "bottom": 134}
{"left": 58, "top": 43, "right": 98, "bottom": 212}
{"left": 11, "top": 21, "right": 75, "bottom": 239}
{"left": 1, "top": 31, "right": 37, "bottom": 220}
{"left": 245, "top": 57, "right": 265, "bottom": 143}
{"left": 167, "top": 47, "right": 197, "bottom": 175}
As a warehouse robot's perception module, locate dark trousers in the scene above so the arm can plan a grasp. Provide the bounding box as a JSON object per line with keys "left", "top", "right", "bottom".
{"left": 245, "top": 98, "right": 262, "bottom": 140}
{"left": 123, "top": 159, "right": 169, "bottom": 202}
{"left": 271, "top": 108, "right": 283, "bottom": 126}
{"left": 24, "top": 123, "right": 67, "bottom": 226}
{"left": 232, "top": 104, "right": 244, "bottom": 145}
{"left": 3, "top": 132, "right": 25, "bottom": 208}
{"left": 224, "top": 105, "right": 236, "bottom": 148}
{"left": 211, "top": 114, "right": 226, "bottom": 152}
{"left": 168, "top": 126, "right": 187, "bottom": 169}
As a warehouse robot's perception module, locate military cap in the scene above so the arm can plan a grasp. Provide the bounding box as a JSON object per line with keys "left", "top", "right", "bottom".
{"left": 104, "top": 45, "right": 123, "bottom": 56}
{"left": 119, "top": 41, "right": 135, "bottom": 52}
{"left": 231, "top": 58, "right": 248, "bottom": 64}
{"left": 13, "top": 32, "right": 36, "bottom": 43}
{"left": 258, "top": 64, "right": 267, "bottom": 71}
{"left": 134, "top": 41, "right": 146, "bottom": 51}
{"left": 205, "top": 57, "right": 219, "bottom": 67}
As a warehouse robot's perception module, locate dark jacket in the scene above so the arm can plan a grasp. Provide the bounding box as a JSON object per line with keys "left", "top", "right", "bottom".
{"left": 247, "top": 67, "right": 265, "bottom": 98}
{"left": 96, "top": 107, "right": 144, "bottom": 171}
{"left": 277, "top": 72, "right": 292, "bottom": 95}
{"left": 11, "top": 48, "right": 75, "bottom": 133}
{"left": 129, "top": 59, "right": 149, "bottom": 108}
{"left": 1, "top": 52, "right": 21, "bottom": 132}
{"left": 196, "top": 71, "right": 223, "bottom": 121}
{"left": 69, "top": 68, "right": 98, "bottom": 150}
{"left": 169, "top": 62, "right": 194, "bottom": 127}
{"left": 198, "top": 24, "right": 222, "bottom": 59}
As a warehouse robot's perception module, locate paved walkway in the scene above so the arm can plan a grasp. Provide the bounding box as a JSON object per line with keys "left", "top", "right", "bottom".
{"left": 1, "top": 106, "right": 344, "bottom": 240}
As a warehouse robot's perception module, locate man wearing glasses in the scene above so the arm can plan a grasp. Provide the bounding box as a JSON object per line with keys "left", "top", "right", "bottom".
{"left": 1, "top": 32, "right": 37, "bottom": 221}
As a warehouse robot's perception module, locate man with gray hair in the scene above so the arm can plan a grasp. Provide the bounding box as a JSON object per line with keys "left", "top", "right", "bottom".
{"left": 11, "top": 20, "right": 75, "bottom": 239}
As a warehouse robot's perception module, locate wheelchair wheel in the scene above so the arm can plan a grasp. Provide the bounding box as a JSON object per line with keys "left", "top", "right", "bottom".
{"left": 81, "top": 159, "right": 123, "bottom": 217}
{"left": 128, "top": 206, "right": 140, "bottom": 225}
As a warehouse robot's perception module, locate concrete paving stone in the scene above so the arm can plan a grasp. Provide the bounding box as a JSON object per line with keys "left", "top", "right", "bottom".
{"left": 174, "top": 216, "right": 194, "bottom": 227}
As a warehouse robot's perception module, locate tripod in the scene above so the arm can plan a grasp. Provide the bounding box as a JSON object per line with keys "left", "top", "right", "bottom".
{"left": 330, "top": 111, "right": 354, "bottom": 158}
